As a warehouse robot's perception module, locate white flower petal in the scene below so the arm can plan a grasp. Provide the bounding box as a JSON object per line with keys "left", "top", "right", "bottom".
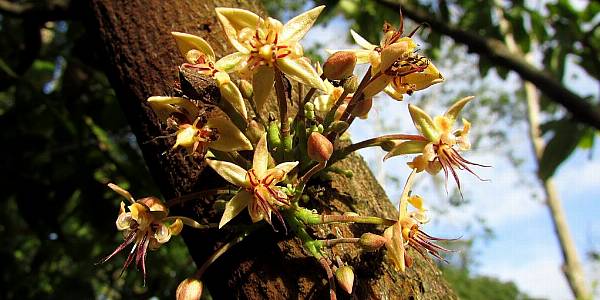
{"left": 363, "top": 74, "right": 391, "bottom": 99}
{"left": 215, "top": 7, "right": 260, "bottom": 53}
{"left": 219, "top": 191, "right": 252, "bottom": 228}
{"left": 171, "top": 32, "right": 215, "bottom": 63}
{"left": 408, "top": 104, "right": 440, "bottom": 142}
{"left": 252, "top": 66, "right": 274, "bottom": 111}
{"left": 146, "top": 96, "right": 199, "bottom": 118}
{"left": 215, "top": 52, "right": 248, "bottom": 73}
{"left": 107, "top": 183, "right": 135, "bottom": 204}
{"left": 383, "top": 84, "right": 404, "bottom": 101}
{"left": 350, "top": 29, "right": 377, "bottom": 50}
{"left": 206, "top": 117, "right": 253, "bottom": 151}
{"left": 205, "top": 158, "right": 249, "bottom": 188}
{"left": 273, "top": 161, "right": 299, "bottom": 175}
{"left": 404, "top": 62, "right": 444, "bottom": 91}
{"left": 253, "top": 133, "right": 269, "bottom": 178}
{"left": 444, "top": 96, "right": 474, "bottom": 124}
{"left": 277, "top": 57, "right": 326, "bottom": 91}
{"left": 218, "top": 79, "right": 248, "bottom": 119}
{"left": 280, "top": 6, "right": 324, "bottom": 44}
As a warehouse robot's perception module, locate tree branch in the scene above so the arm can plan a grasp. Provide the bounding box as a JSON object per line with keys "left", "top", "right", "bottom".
{"left": 374, "top": 0, "right": 600, "bottom": 130}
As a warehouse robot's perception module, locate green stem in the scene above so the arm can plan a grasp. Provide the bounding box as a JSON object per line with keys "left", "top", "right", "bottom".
{"left": 317, "top": 237, "right": 360, "bottom": 247}
{"left": 228, "top": 151, "right": 251, "bottom": 169}
{"left": 286, "top": 210, "right": 323, "bottom": 259}
{"left": 328, "top": 134, "right": 427, "bottom": 165}
{"left": 294, "top": 207, "right": 395, "bottom": 226}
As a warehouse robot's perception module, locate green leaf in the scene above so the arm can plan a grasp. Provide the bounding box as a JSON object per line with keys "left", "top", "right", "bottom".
{"left": 478, "top": 56, "right": 493, "bottom": 77}
{"left": 539, "top": 119, "right": 587, "bottom": 180}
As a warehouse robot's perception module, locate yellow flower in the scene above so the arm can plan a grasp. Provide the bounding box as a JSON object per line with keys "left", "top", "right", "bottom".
{"left": 171, "top": 32, "right": 248, "bottom": 119}
{"left": 383, "top": 171, "right": 451, "bottom": 272}
{"left": 329, "top": 23, "right": 443, "bottom": 100}
{"left": 385, "top": 96, "right": 487, "bottom": 190}
{"left": 313, "top": 79, "right": 345, "bottom": 113}
{"left": 99, "top": 184, "right": 201, "bottom": 281}
{"left": 147, "top": 96, "right": 252, "bottom": 155}
{"left": 214, "top": 6, "right": 327, "bottom": 110}
{"left": 206, "top": 133, "right": 298, "bottom": 228}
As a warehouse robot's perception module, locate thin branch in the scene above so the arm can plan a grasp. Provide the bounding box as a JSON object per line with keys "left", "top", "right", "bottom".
{"left": 372, "top": 0, "right": 600, "bottom": 130}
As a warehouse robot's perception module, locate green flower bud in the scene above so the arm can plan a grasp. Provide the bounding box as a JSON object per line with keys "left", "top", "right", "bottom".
{"left": 359, "top": 233, "right": 388, "bottom": 252}
{"left": 335, "top": 266, "right": 354, "bottom": 294}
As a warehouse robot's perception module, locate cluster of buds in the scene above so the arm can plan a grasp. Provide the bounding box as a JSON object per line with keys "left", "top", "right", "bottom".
{"left": 99, "top": 5, "right": 488, "bottom": 299}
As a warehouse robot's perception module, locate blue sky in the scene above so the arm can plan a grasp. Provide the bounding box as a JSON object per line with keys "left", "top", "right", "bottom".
{"left": 300, "top": 10, "right": 599, "bottom": 300}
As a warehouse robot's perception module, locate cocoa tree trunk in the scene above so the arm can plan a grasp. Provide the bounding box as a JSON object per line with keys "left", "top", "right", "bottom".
{"left": 85, "top": 0, "right": 456, "bottom": 298}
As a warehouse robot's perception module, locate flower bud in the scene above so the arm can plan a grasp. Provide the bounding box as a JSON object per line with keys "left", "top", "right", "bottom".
{"left": 307, "top": 132, "right": 333, "bottom": 162}
{"left": 323, "top": 51, "right": 356, "bottom": 80}
{"left": 359, "top": 233, "right": 388, "bottom": 252}
{"left": 176, "top": 278, "right": 203, "bottom": 300}
{"left": 352, "top": 97, "right": 372, "bottom": 119}
{"left": 342, "top": 75, "right": 359, "bottom": 93}
{"left": 238, "top": 79, "right": 253, "bottom": 99}
{"left": 335, "top": 266, "right": 355, "bottom": 294}
{"left": 328, "top": 120, "right": 349, "bottom": 134}
{"left": 304, "top": 102, "right": 316, "bottom": 120}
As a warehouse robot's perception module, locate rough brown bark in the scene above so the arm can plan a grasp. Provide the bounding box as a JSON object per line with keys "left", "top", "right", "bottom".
{"left": 86, "top": 0, "right": 456, "bottom": 298}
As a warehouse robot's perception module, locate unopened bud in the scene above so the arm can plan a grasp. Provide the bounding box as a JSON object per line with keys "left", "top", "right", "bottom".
{"left": 352, "top": 97, "right": 373, "bottom": 119}
{"left": 304, "top": 102, "right": 315, "bottom": 120}
{"left": 328, "top": 120, "right": 349, "bottom": 134}
{"left": 238, "top": 79, "right": 253, "bottom": 99}
{"left": 246, "top": 120, "right": 265, "bottom": 144}
{"left": 335, "top": 266, "right": 355, "bottom": 294}
{"left": 176, "top": 278, "right": 203, "bottom": 300}
{"left": 307, "top": 132, "right": 333, "bottom": 162}
{"left": 323, "top": 51, "right": 357, "bottom": 80}
{"left": 342, "top": 75, "right": 359, "bottom": 93}
{"left": 359, "top": 233, "right": 388, "bottom": 252}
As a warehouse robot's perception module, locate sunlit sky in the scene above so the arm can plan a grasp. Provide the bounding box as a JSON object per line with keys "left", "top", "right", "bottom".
{"left": 300, "top": 9, "right": 599, "bottom": 300}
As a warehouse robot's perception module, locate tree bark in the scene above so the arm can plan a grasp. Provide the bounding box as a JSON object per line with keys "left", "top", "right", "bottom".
{"left": 85, "top": 0, "right": 456, "bottom": 298}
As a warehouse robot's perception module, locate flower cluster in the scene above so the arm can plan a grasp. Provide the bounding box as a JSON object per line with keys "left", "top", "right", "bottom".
{"left": 100, "top": 5, "right": 488, "bottom": 299}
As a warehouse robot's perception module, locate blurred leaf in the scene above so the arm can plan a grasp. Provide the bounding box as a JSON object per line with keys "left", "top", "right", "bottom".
{"left": 539, "top": 119, "right": 587, "bottom": 180}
